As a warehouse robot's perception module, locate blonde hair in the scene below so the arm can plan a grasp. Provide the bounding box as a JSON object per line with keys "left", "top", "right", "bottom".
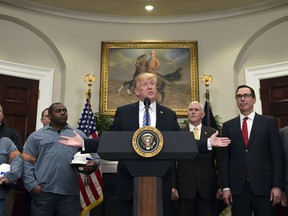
{"left": 133, "top": 72, "right": 158, "bottom": 88}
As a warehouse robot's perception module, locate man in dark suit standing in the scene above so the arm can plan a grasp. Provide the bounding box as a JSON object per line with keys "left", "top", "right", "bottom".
{"left": 171, "top": 101, "right": 219, "bottom": 216}
{"left": 280, "top": 126, "right": 288, "bottom": 207}
{"left": 218, "top": 85, "right": 283, "bottom": 216}
{"left": 60, "top": 72, "right": 231, "bottom": 216}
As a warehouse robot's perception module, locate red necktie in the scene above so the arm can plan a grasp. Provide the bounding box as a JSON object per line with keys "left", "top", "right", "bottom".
{"left": 242, "top": 117, "right": 248, "bottom": 146}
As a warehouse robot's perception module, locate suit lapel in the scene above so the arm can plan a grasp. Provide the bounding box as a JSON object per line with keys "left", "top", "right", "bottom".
{"left": 130, "top": 102, "right": 140, "bottom": 129}
{"left": 201, "top": 126, "right": 211, "bottom": 139}
{"left": 155, "top": 103, "right": 165, "bottom": 130}
{"left": 232, "top": 116, "right": 245, "bottom": 147}
{"left": 248, "top": 113, "right": 261, "bottom": 146}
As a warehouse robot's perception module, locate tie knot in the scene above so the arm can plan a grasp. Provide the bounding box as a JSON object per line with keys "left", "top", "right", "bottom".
{"left": 243, "top": 117, "right": 248, "bottom": 122}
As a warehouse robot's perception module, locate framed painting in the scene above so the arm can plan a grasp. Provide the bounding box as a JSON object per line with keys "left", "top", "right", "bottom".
{"left": 99, "top": 40, "right": 199, "bottom": 117}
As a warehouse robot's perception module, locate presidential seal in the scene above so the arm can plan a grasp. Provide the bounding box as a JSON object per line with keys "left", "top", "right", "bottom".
{"left": 132, "top": 126, "right": 164, "bottom": 158}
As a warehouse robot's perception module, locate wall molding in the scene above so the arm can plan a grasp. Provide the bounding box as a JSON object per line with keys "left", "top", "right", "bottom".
{"left": 0, "top": 59, "right": 54, "bottom": 129}
{"left": 245, "top": 61, "right": 288, "bottom": 114}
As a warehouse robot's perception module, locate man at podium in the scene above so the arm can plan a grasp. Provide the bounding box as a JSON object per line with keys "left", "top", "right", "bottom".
{"left": 60, "top": 72, "right": 230, "bottom": 216}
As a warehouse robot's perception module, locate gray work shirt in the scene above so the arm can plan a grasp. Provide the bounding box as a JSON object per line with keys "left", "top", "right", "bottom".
{"left": 0, "top": 137, "right": 23, "bottom": 199}
{"left": 22, "top": 124, "right": 100, "bottom": 195}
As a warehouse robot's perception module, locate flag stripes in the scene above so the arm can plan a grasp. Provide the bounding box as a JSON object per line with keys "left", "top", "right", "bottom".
{"left": 77, "top": 98, "right": 103, "bottom": 216}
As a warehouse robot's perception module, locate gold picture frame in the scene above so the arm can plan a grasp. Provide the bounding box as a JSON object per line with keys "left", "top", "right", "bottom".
{"left": 100, "top": 40, "right": 199, "bottom": 117}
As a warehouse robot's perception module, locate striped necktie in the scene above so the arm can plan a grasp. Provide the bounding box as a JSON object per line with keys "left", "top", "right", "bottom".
{"left": 143, "top": 109, "right": 151, "bottom": 126}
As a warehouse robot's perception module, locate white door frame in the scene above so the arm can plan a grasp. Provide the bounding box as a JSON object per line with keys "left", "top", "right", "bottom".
{"left": 0, "top": 60, "right": 54, "bottom": 129}
{"left": 245, "top": 61, "right": 288, "bottom": 114}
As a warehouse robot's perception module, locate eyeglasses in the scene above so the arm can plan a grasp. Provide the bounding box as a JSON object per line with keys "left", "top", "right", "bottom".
{"left": 235, "top": 94, "right": 252, "bottom": 100}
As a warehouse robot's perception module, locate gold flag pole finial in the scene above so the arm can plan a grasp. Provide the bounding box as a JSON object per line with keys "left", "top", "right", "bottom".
{"left": 201, "top": 73, "right": 213, "bottom": 92}
{"left": 84, "top": 73, "right": 96, "bottom": 98}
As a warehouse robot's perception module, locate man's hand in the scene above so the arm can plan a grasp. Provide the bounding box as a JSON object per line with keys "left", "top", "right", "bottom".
{"left": 31, "top": 184, "right": 42, "bottom": 195}
{"left": 171, "top": 188, "right": 179, "bottom": 201}
{"left": 81, "top": 160, "right": 98, "bottom": 175}
{"left": 216, "top": 188, "right": 223, "bottom": 200}
{"left": 0, "top": 176, "right": 9, "bottom": 185}
{"left": 270, "top": 187, "right": 282, "bottom": 206}
{"left": 59, "top": 131, "right": 84, "bottom": 147}
{"left": 210, "top": 131, "right": 231, "bottom": 147}
{"left": 223, "top": 189, "right": 233, "bottom": 207}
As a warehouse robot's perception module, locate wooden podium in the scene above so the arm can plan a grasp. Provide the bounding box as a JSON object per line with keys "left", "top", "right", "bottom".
{"left": 98, "top": 130, "right": 198, "bottom": 216}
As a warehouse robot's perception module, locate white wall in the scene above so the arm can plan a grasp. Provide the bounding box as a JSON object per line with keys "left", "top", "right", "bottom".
{"left": 0, "top": 3, "right": 288, "bottom": 127}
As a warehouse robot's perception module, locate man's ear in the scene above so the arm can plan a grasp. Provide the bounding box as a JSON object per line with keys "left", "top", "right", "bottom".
{"left": 134, "top": 89, "right": 139, "bottom": 96}
{"left": 202, "top": 112, "right": 205, "bottom": 119}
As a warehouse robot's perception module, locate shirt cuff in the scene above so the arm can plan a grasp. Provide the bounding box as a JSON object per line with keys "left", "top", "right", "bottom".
{"left": 223, "top": 188, "right": 230, "bottom": 191}
{"left": 207, "top": 138, "right": 212, "bottom": 150}
{"left": 81, "top": 138, "right": 85, "bottom": 151}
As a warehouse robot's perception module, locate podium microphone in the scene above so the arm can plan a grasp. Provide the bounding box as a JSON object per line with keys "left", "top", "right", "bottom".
{"left": 144, "top": 97, "right": 151, "bottom": 109}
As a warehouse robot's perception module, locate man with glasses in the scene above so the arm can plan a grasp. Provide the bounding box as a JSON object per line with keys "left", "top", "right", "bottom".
{"left": 217, "top": 85, "right": 283, "bottom": 216}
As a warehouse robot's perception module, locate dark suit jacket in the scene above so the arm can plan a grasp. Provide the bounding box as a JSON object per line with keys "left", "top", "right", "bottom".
{"left": 218, "top": 113, "right": 283, "bottom": 196}
{"left": 280, "top": 126, "right": 288, "bottom": 194}
{"left": 175, "top": 125, "right": 218, "bottom": 199}
{"left": 109, "top": 101, "right": 181, "bottom": 201}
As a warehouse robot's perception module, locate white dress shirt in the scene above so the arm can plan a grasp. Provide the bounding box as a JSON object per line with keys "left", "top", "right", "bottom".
{"left": 139, "top": 100, "right": 156, "bottom": 128}
{"left": 240, "top": 111, "right": 255, "bottom": 139}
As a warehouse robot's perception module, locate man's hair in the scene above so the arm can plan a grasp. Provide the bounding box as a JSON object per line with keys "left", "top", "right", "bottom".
{"left": 189, "top": 101, "right": 204, "bottom": 111}
{"left": 41, "top": 108, "right": 49, "bottom": 118}
{"left": 236, "top": 85, "right": 256, "bottom": 98}
{"left": 133, "top": 72, "right": 158, "bottom": 88}
{"left": 48, "top": 102, "right": 63, "bottom": 114}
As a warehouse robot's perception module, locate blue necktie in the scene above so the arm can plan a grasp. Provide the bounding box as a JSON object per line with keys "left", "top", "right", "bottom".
{"left": 143, "top": 109, "right": 151, "bottom": 126}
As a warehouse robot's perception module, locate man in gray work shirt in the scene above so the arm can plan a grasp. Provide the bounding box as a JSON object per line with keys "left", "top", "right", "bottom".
{"left": 22, "top": 102, "right": 101, "bottom": 216}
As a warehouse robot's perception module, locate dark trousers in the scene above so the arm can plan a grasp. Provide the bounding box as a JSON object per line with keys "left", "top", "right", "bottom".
{"left": 31, "top": 192, "right": 80, "bottom": 216}
{"left": 178, "top": 192, "right": 218, "bottom": 216}
{"left": 232, "top": 180, "right": 276, "bottom": 216}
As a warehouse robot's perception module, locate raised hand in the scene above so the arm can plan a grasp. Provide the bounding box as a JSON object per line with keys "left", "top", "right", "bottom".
{"left": 59, "top": 130, "right": 84, "bottom": 147}
{"left": 210, "top": 131, "right": 231, "bottom": 147}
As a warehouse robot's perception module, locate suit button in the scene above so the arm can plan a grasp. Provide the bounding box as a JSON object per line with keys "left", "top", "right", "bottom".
{"left": 245, "top": 149, "right": 248, "bottom": 152}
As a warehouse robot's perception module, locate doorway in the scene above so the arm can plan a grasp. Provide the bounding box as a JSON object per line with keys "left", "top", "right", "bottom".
{"left": 260, "top": 75, "right": 288, "bottom": 129}
{"left": 0, "top": 60, "right": 53, "bottom": 216}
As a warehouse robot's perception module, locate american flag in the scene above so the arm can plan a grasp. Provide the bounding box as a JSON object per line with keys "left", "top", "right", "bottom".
{"left": 202, "top": 91, "right": 231, "bottom": 216}
{"left": 202, "top": 91, "right": 218, "bottom": 130}
{"left": 77, "top": 98, "right": 103, "bottom": 216}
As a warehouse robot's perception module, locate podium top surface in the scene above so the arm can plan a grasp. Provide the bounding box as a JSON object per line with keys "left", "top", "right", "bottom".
{"left": 98, "top": 130, "right": 198, "bottom": 161}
